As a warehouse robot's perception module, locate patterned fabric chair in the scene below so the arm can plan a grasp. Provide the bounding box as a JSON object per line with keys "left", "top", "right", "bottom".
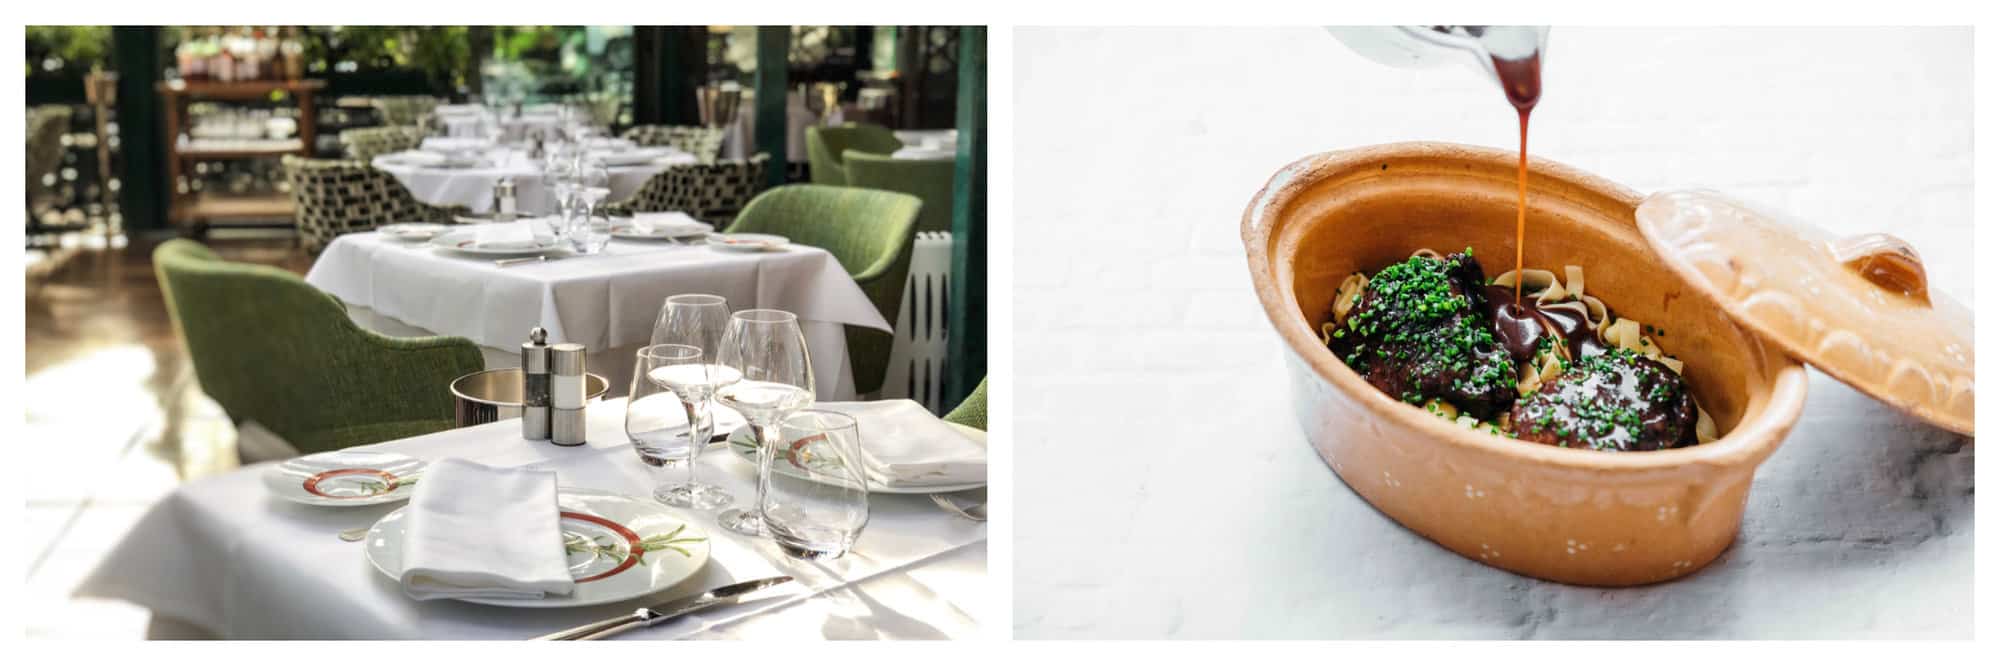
{"left": 603, "top": 153, "right": 770, "bottom": 225}
{"left": 804, "top": 124, "right": 902, "bottom": 186}
{"left": 723, "top": 185, "right": 922, "bottom": 396}
{"left": 943, "top": 378, "right": 988, "bottom": 431}
{"left": 282, "top": 156, "right": 457, "bottom": 253}
{"left": 339, "top": 126, "right": 425, "bottom": 161}
{"left": 26, "top": 105, "right": 73, "bottom": 221}
{"left": 155, "top": 239, "right": 484, "bottom": 454}
{"left": 372, "top": 95, "right": 439, "bottom": 128}
{"left": 622, "top": 124, "right": 726, "bottom": 162}
{"left": 843, "top": 150, "right": 957, "bottom": 233}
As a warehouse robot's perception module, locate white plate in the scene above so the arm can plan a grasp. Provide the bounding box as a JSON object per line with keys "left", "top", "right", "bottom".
{"left": 262, "top": 451, "right": 426, "bottom": 506}
{"left": 726, "top": 423, "right": 987, "bottom": 494}
{"left": 597, "top": 148, "right": 673, "bottom": 166}
{"left": 429, "top": 228, "right": 562, "bottom": 256}
{"left": 706, "top": 233, "right": 790, "bottom": 252}
{"left": 419, "top": 137, "right": 494, "bottom": 153}
{"left": 378, "top": 223, "right": 448, "bottom": 242}
{"left": 582, "top": 137, "right": 637, "bottom": 152}
{"left": 385, "top": 150, "right": 483, "bottom": 169}
{"left": 363, "top": 487, "right": 712, "bottom": 609}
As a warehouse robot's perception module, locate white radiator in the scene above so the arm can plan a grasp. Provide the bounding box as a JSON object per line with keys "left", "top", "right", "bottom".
{"left": 882, "top": 231, "right": 954, "bottom": 413}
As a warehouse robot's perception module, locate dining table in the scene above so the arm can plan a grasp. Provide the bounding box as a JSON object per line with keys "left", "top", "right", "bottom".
{"left": 73, "top": 398, "right": 989, "bottom": 639}
{"left": 373, "top": 147, "right": 697, "bottom": 215}
{"left": 303, "top": 227, "right": 890, "bottom": 400}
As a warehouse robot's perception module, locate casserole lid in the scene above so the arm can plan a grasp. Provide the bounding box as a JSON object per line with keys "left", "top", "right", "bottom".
{"left": 1634, "top": 189, "right": 1973, "bottom": 436}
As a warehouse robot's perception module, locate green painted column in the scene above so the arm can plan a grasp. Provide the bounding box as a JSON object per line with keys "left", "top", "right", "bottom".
{"left": 945, "top": 26, "right": 987, "bottom": 407}
{"left": 111, "top": 26, "right": 166, "bottom": 233}
{"left": 754, "top": 26, "right": 789, "bottom": 188}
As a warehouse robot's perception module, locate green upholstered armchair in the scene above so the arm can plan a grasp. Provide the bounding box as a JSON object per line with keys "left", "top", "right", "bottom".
{"left": 943, "top": 378, "right": 988, "bottom": 431}
{"left": 804, "top": 124, "right": 902, "bottom": 186}
{"left": 154, "top": 239, "right": 485, "bottom": 454}
{"left": 723, "top": 185, "right": 921, "bottom": 396}
{"left": 842, "top": 150, "right": 957, "bottom": 234}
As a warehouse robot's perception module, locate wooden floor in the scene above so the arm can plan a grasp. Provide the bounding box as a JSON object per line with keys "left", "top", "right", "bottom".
{"left": 23, "top": 230, "right": 311, "bottom": 639}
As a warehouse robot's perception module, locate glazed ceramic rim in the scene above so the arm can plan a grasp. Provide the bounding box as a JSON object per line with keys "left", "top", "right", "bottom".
{"left": 1242, "top": 141, "right": 1810, "bottom": 476}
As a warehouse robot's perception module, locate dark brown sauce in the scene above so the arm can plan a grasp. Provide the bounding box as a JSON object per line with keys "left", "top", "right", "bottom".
{"left": 1491, "top": 53, "right": 1541, "bottom": 306}
{"left": 1480, "top": 284, "right": 1603, "bottom": 367}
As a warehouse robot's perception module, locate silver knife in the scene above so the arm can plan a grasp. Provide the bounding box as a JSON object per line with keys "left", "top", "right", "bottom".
{"left": 532, "top": 576, "right": 793, "bottom": 641}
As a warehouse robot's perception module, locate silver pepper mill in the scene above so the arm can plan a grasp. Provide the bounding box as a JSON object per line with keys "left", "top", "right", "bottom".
{"left": 549, "top": 343, "right": 589, "bottom": 446}
{"left": 520, "top": 327, "right": 551, "bottom": 440}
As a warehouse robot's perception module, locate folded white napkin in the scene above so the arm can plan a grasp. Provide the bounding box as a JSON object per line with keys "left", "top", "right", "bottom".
{"left": 632, "top": 212, "right": 712, "bottom": 236}
{"left": 399, "top": 458, "right": 575, "bottom": 601}
{"left": 815, "top": 400, "right": 987, "bottom": 488}
{"left": 474, "top": 221, "right": 537, "bottom": 248}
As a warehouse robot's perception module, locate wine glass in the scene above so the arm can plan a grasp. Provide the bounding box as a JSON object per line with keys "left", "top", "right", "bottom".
{"left": 538, "top": 147, "right": 577, "bottom": 233}
{"left": 628, "top": 344, "right": 740, "bottom": 509}
{"left": 648, "top": 294, "right": 736, "bottom": 508}
{"left": 713, "top": 309, "right": 815, "bottom": 536}
{"left": 762, "top": 410, "right": 868, "bottom": 560}
{"left": 569, "top": 160, "right": 612, "bottom": 253}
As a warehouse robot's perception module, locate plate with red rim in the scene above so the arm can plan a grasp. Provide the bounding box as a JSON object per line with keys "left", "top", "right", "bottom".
{"left": 725, "top": 423, "right": 987, "bottom": 494}
{"left": 262, "top": 451, "right": 427, "bottom": 506}
{"left": 362, "top": 487, "right": 713, "bottom": 608}
{"left": 706, "top": 233, "right": 790, "bottom": 252}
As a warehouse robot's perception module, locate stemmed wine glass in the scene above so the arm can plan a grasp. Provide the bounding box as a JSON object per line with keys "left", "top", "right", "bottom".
{"left": 713, "top": 309, "right": 816, "bottom": 536}
{"left": 538, "top": 147, "right": 577, "bottom": 237}
{"left": 568, "top": 160, "right": 612, "bottom": 253}
{"left": 647, "top": 294, "right": 737, "bottom": 509}
{"left": 628, "top": 343, "right": 741, "bottom": 509}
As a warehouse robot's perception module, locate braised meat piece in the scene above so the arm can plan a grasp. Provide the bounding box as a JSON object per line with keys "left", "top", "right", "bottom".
{"left": 1327, "top": 251, "right": 1519, "bottom": 420}
{"left": 1508, "top": 348, "right": 1697, "bottom": 451}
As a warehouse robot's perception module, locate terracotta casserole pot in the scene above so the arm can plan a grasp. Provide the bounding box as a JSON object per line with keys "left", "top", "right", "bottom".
{"left": 1241, "top": 142, "right": 1810, "bottom": 586}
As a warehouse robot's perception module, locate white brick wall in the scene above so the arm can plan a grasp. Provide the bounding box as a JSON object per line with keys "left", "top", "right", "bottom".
{"left": 1011, "top": 26, "right": 1972, "bottom": 639}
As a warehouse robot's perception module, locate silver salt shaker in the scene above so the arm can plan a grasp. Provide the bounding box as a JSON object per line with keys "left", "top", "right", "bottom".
{"left": 492, "top": 177, "right": 518, "bottom": 222}
{"left": 550, "top": 343, "right": 588, "bottom": 446}
{"left": 520, "top": 327, "right": 551, "bottom": 440}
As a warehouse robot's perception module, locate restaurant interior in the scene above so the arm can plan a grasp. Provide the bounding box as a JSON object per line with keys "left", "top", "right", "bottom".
{"left": 24, "top": 25, "right": 990, "bottom": 639}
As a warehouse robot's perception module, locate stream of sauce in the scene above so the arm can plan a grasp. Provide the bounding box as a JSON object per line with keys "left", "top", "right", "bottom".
{"left": 1484, "top": 51, "right": 1551, "bottom": 363}
{"left": 1490, "top": 52, "right": 1542, "bottom": 306}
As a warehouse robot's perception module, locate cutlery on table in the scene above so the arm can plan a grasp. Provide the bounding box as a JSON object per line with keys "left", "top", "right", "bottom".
{"left": 338, "top": 527, "right": 371, "bottom": 542}
{"left": 532, "top": 576, "right": 795, "bottom": 641}
{"left": 494, "top": 255, "right": 556, "bottom": 268}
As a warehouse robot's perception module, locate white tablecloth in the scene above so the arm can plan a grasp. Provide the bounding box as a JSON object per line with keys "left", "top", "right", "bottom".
{"left": 74, "top": 399, "right": 988, "bottom": 639}
{"left": 303, "top": 231, "right": 891, "bottom": 400}
{"left": 374, "top": 149, "right": 696, "bottom": 214}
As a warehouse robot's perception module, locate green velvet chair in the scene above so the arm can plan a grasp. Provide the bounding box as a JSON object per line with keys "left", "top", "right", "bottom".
{"left": 804, "top": 124, "right": 902, "bottom": 186}
{"left": 723, "top": 185, "right": 921, "bottom": 396}
{"left": 154, "top": 239, "right": 485, "bottom": 454}
{"left": 943, "top": 378, "right": 988, "bottom": 431}
{"left": 843, "top": 150, "right": 957, "bottom": 234}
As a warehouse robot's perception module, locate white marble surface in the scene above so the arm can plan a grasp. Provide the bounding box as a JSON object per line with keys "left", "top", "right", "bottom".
{"left": 1012, "top": 26, "right": 1972, "bottom": 639}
